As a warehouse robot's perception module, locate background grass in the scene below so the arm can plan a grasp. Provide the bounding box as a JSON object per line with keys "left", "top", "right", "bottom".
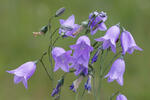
{"left": 0, "top": 0, "right": 150, "bottom": 100}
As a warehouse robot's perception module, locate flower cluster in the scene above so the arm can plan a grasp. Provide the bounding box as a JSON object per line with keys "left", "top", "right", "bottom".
{"left": 6, "top": 8, "right": 143, "bottom": 100}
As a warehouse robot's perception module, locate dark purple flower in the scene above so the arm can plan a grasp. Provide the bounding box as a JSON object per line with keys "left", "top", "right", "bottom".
{"left": 95, "top": 25, "right": 120, "bottom": 53}
{"left": 89, "top": 11, "right": 107, "bottom": 35}
{"left": 105, "top": 58, "right": 125, "bottom": 86}
{"left": 59, "top": 15, "right": 80, "bottom": 37}
{"left": 116, "top": 94, "right": 127, "bottom": 100}
{"left": 52, "top": 47, "right": 73, "bottom": 72}
{"left": 6, "top": 61, "right": 37, "bottom": 88}
{"left": 85, "top": 75, "right": 92, "bottom": 93}
{"left": 51, "top": 78, "right": 64, "bottom": 97}
{"left": 70, "top": 36, "right": 93, "bottom": 75}
{"left": 120, "top": 30, "right": 143, "bottom": 55}
{"left": 70, "top": 75, "right": 84, "bottom": 92}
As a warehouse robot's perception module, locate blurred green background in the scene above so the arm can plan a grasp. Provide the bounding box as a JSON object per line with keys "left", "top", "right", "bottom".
{"left": 0, "top": 0, "right": 150, "bottom": 100}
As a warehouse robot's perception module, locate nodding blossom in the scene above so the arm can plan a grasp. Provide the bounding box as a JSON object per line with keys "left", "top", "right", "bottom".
{"left": 105, "top": 58, "right": 125, "bottom": 86}
{"left": 59, "top": 15, "right": 80, "bottom": 37}
{"left": 89, "top": 11, "right": 107, "bottom": 35}
{"left": 116, "top": 94, "right": 127, "bottom": 100}
{"left": 70, "top": 36, "right": 93, "bottom": 75}
{"left": 120, "top": 29, "right": 143, "bottom": 55}
{"left": 6, "top": 61, "right": 37, "bottom": 88}
{"left": 95, "top": 25, "right": 120, "bottom": 53}
{"left": 52, "top": 47, "right": 73, "bottom": 72}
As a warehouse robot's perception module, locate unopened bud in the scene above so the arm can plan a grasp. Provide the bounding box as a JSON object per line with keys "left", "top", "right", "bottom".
{"left": 40, "top": 25, "right": 48, "bottom": 34}
{"left": 55, "top": 7, "right": 65, "bottom": 17}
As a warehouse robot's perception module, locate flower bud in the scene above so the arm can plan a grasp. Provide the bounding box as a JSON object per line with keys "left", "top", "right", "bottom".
{"left": 55, "top": 7, "right": 65, "bottom": 17}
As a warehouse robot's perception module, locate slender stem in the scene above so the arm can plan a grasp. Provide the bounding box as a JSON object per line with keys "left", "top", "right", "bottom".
{"left": 110, "top": 91, "right": 120, "bottom": 100}
{"left": 75, "top": 91, "right": 79, "bottom": 100}
{"left": 96, "top": 50, "right": 104, "bottom": 100}
{"left": 93, "top": 69, "right": 97, "bottom": 100}
{"left": 81, "top": 89, "right": 85, "bottom": 100}
{"left": 40, "top": 59, "right": 52, "bottom": 80}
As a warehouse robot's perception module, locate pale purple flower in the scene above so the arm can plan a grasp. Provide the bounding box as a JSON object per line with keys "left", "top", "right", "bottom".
{"left": 116, "top": 94, "right": 127, "bottom": 100}
{"left": 70, "top": 36, "right": 93, "bottom": 75}
{"left": 59, "top": 15, "right": 80, "bottom": 37}
{"left": 95, "top": 25, "right": 120, "bottom": 53}
{"left": 52, "top": 47, "right": 73, "bottom": 72}
{"left": 120, "top": 30, "right": 143, "bottom": 55}
{"left": 105, "top": 58, "right": 125, "bottom": 86}
{"left": 6, "top": 61, "right": 36, "bottom": 88}
{"left": 89, "top": 11, "right": 107, "bottom": 35}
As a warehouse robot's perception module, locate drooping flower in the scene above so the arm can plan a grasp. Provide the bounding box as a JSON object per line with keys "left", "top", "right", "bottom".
{"left": 6, "top": 61, "right": 37, "bottom": 88}
{"left": 104, "top": 58, "right": 125, "bottom": 86}
{"left": 89, "top": 11, "right": 107, "bottom": 35}
{"left": 70, "top": 36, "right": 93, "bottom": 75}
{"left": 85, "top": 75, "right": 92, "bottom": 93}
{"left": 120, "top": 29, "right": 143, "bottom": 55}
{"left": 70, "top": 75, "right": 84, "bottom": 92}
{"left": 59, "top": 15, "right": 80, "bottom": 37}
{"left": 52, "top": 47, "right": 73, "bottom": 72}
{"left": 95, "top": 25, "right": 120, "bottom": 53}
{"left": 116, "top": 94, "right": 127, "bottom": 100}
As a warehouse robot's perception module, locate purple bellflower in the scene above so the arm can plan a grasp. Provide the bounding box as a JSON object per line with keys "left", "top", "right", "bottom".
{"left": 59, "top": 15, "right": 80, "bottom": 37}
{"left": 120, "top": 29, "right": 143, "bottom": 55}
{"left": 95, "top": 25, "right": 120, "bottom": 53}
{"left": 116, "top": 94, "right": 127, "bottom": 100}
{"left": 6, "top": 61, "right": 37, "bottom": 89}
{"left": 52, "top": 47, "right": 73, "bottom": 72}
{"left": 104, "top": 58, "right": 125, "bottom": 86}
{"left": 89, "top": 11, "right": 107, "bottom": 35}
{"left": 85, "top": 75, "right": 92, "bottom": 93}
{"left": 70, "top": 36, "right": 93, "bottom": 75}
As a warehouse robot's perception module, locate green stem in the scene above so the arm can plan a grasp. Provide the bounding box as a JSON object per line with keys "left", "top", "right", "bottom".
{"left": 40, "top": 59, "right": 52, "bottom": 81}
{"left": 110, "top": 91, "right": 120, "bottom": 100}
{"left": 75, "top": 91, "right": 79, "bottom": 100}
{"left": 96, "top": 50, "right": 104, "bottom": 100}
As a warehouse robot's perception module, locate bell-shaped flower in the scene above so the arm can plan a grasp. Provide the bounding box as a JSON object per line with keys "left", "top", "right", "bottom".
{"left": 59, "top": 15, "right": 80, "bottom": 37}
{"left": 120, "top": 30, "right": 143, "bottom": 55}
{"left": 116, "top": 94, "right": 127, "bottom": 100}
{"left": 70, "top": 36, "right": 93, "bottom": 75}
{"left": 104, "top": 58, "right": 125, "bottom": 86}
{"left": 6, "top": 61, "right": 37, "bottom": 88}
{"left": 89, "top": 11, "right": 107, "bottom": 35}
{"left": 95, "top": 25, "right": 120, "bottom": 53}
{"left": 70, "top": 36, "right": 93, "bottom": 67}
{"left": 52, "top": 47, "right": 73, "bottom": 72}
